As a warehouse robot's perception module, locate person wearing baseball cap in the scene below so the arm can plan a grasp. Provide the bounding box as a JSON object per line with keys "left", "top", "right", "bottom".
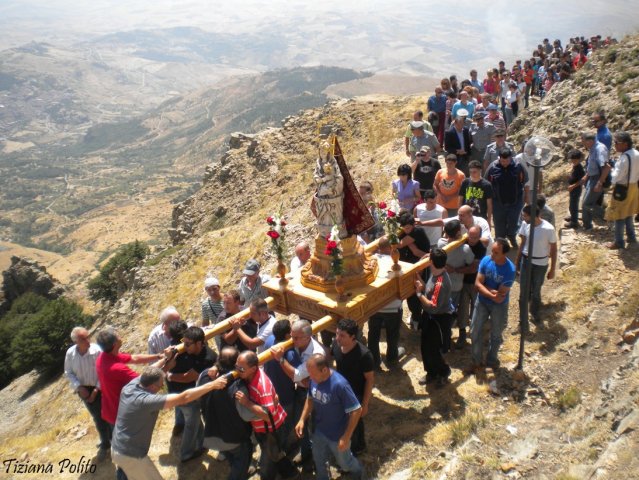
{"left": 486, "top": 103, "right": 506, "bottom": 133}
{"left": 469, "top": 111, "right": 496, "bottom": 164}
{"left": 407, "top": 119, "right": 441, "bottom": 160}
{"left": 483, "top": 128, "right": 514, "bottom": 171}
{"left": 238, "top": 259, "right": 270, "bottom": 307}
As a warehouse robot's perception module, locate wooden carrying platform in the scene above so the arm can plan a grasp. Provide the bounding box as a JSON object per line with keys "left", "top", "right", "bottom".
{"left": 263, "top": 235, "right": 467, "bottom": 324}
{"left": 172, "top": 235, "right": 467, "bottom": 372}
{"left": 265, "top": 254, "right": 413, "bottom": 323}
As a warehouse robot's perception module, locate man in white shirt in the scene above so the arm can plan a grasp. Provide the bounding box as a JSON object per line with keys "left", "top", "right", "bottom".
{"left": 290, "top": 241, "right": 311, "bottom": 272}
{"left": 515, "top": 204, "right": 557, "bottom": 330}
{"left": 148, "top": 305, "right": 184, "bottom": 436}
{"left": 227, "top": 298, "right": 275, "bottom": 354}
{"left": 64, "top": 327, "right": 111, "bottom": 461}
{"left": 368, "top": 237, "right": 406, "bottom": 368}
{"left": 414, "top": 189, "right": 448, "bottom": 246}
{"left": 148, "top": 306, "right": 180, "bottom": 354}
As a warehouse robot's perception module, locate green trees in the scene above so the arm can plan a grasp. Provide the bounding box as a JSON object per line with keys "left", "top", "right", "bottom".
{"left": 88, "top": 240, "right": 150, "bottom": 304}
{"left": 0, "top": 293, "right": 93, "bottom": 389}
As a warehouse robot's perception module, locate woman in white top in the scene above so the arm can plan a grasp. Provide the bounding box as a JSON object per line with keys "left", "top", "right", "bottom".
{"left": 604, "top": 131, "right": 639, "bottom": 249}
{"left": 505, "top": 82, "right": 521, "bottom": 125}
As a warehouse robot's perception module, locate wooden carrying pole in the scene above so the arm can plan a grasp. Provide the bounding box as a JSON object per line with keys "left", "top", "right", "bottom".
{"left": 216, "top": 314, "right": 336, "bottom": 380}
{"left": 173, "top": 296, "right": 278, "bottom": 354}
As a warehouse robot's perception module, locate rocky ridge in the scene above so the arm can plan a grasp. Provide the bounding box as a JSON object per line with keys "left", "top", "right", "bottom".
{"left": 0, "top": 255, "right": 65, "bottom": 315}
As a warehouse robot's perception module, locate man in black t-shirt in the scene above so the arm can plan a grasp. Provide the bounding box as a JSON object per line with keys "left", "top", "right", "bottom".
{"left": 398, "top": 212, "right": 431, "bottom": 326}
{"left": 331, "top": 319, "right": 374, "bottom": 456}
{"left": 398, "top": 212, "right": 431, "bottom": 263}
{"left": 166, "top": 326, "right": 218, "bottom": 462}
{"left": 459, "top": 160, "right": 494, "bottom": 223}
{"left": 412, "top": 147, "right": 442, "bottom": 198}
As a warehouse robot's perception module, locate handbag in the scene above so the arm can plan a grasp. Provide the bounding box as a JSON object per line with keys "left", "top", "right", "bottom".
{"left": 612, "top": 153, "right": 631, "bottom": 202}
{"left": 261, "top": 409, "right": 299, "bottom": 478}
{"left": 262, "top": 409, "right": 286, "bottom": 462}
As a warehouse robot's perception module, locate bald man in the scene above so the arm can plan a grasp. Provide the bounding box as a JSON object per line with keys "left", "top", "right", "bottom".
{"left": 290, "top": 241, "right": 311, "bottom": 272}
{"left": 419, "top": 205, "right": 492, "bottom": 247}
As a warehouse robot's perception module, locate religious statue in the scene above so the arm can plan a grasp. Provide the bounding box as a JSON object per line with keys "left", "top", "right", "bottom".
{"left": 313, "top": 141, "right": 346, "bottom": 239}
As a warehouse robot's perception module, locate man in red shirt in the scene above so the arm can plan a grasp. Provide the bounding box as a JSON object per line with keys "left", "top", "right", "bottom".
{"left": 95, "top": 328, "right": 165, "bottom": 426}
{"left": 234, "top": 350, "right": 297, "bottom": 480}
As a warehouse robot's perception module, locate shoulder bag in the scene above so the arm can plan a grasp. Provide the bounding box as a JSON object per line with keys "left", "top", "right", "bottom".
{"left": 612, "top": 153, "right": 631, "bottom": 202}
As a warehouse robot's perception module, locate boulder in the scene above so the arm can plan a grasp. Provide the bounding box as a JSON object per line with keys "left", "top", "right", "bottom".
{"left": 0, "top": 256, "right": 65, "bottom": 314}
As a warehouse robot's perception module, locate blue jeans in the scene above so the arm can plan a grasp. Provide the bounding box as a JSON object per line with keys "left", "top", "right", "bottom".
{"left": 311, "top": 430, "right": 363, "bottom": 480}
{"left": 568, "top": 188, "right": 581, "bottom": 225}
{"left": 614, "top": 216, "right": 637, "bottom": 248}
{"left": 470, "top": 298, "right": 509, "bottom": 366}
{"left": 581, "top": 176, "right": 602, "bottom": 229}
{"left": 505, "top": 106, "right": 513, "bottom": 126}
{"left": 519, "top": 260, "right": 549, "bottom": 326}
{"left": 177, "top": 401, "right": 204, "bottom": 460}
{"left": 225, "top": 441, "right": 253, "bottom": 480}
{"left": 493, "top": 200, "right": 523, "bottom": 240}
{"left": 457, "top": 283, "right": 477, "bottom": 330}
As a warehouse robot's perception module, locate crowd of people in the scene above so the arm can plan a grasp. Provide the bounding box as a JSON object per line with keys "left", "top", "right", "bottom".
{"left": 65, "top": 255, "right": 372, "bottom": 480}
{"left": 62, "top": 33, "right": 639, "bottom": 480}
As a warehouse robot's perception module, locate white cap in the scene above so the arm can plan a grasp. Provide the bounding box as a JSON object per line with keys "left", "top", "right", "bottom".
{"left": 204, "top": 277, "right": 220, "bottom": 288}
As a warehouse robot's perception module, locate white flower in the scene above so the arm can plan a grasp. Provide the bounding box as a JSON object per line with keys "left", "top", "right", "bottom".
{"left": 329, "top": 224, "right": 340, "bottom": 242}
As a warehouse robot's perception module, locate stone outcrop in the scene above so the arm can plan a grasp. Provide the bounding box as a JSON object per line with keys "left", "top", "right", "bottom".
{"left": 0, "top": 256, "right": 65, "bottom": 314}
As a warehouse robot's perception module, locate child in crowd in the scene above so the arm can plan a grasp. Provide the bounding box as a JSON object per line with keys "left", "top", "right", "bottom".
{"left": 565, "top": 150, "right": 585, "bottom": 229}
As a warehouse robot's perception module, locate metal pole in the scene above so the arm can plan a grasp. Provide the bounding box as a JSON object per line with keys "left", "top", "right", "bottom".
{"left": 517, "top": 164, "right": 540, "bottom": 370}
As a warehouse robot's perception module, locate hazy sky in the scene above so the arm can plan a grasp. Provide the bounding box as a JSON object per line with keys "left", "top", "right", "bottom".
{"left": 1, "top": 0, "right": 638, "bottom": 75}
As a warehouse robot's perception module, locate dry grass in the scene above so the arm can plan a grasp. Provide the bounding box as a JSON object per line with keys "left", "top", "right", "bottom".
{"left": 619, "top": 278, "right": 639, "bottom": 320}
{"left": 555, "top": 474, "right": 580, "bottom": 480}
{"left": 562, "top": 246, "right": 605, "bottom": 320}
{"left": 447, "top": 408, "right": 487, "bottom": 446}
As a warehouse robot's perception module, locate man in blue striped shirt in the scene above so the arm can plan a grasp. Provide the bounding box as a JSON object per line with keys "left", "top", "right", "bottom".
{"left": 64, "top": 327, "right": 112, "bottom": 462}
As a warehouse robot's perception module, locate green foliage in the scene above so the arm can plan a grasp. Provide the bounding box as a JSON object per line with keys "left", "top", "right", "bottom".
{"left": 0, "top": 293, "right": 47, "bottom": 387}
{"left": 555, "top": 386, "right": 582, "bottom": 411}
{"left": 80, "top": 119, "right": 150, "bottom": 153}
{"left": 87, "top": 240, "right": 150, "bottom": 303}
{"left": 0, "top": 293, "right": 92, "bottom": 389}
{"left": 5, "top": 292, "right": 49, "bottom": 316}
{"left": 10, "top": 298, "right": 93, "bottom": 377}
